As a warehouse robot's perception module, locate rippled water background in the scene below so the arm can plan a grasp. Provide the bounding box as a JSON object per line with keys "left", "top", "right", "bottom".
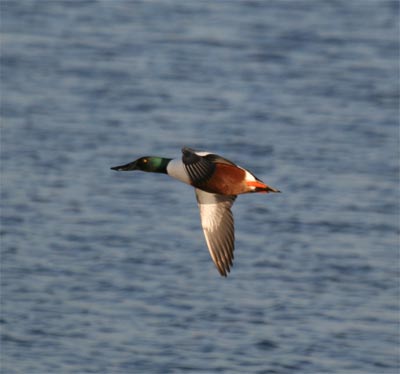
{"left": 1, "top": 1, "right": 399, "bottom": 373}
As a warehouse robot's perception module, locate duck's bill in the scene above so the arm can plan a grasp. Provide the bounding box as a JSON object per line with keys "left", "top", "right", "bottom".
{"left": 111, "top": 160, "right": 137, "bottom": 171}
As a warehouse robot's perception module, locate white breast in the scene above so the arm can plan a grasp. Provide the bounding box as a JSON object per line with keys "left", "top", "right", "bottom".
{"left": 166, "top": 159, "right": 191, "bottom": 185}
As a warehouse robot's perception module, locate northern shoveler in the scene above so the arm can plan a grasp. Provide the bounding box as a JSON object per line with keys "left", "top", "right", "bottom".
{"left": 111, "top": 147, "right": 280, "bottom": 277}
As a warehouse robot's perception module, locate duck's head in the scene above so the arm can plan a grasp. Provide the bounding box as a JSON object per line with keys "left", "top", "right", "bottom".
{"left": 111, "top": 156, "right": 171, "bottom": 174}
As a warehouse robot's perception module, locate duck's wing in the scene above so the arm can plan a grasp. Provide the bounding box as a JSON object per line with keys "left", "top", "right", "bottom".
{"left": 181, "top": 147, "right": 239, "bottom": 184}
{"left": 195, "top": 188, "right": 237, "bottom": 277}
{"left": 203, "top": 153, "right": 237, "bottom": 167}
{"left": 182, "top": 147, "right": 216, "bottom": 184}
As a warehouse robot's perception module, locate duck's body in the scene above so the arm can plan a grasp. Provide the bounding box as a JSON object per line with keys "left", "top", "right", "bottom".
{"left": 111, "top": 147, "right": 280, "bottom": 276}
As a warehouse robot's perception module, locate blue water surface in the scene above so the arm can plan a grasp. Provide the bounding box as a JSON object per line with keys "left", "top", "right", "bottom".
{"left": 1, "top": 1, "right": 399, "bottom": 373}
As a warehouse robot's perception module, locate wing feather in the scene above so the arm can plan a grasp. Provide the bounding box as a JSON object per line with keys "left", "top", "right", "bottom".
{"left": 204, "top": 153, "right": 237, "bottom": 167}
{"left": 195, "top": 189, "right": 236, "bottom": 276}
{"left": 182, "top": 148, "right": 216, "bottom": 184}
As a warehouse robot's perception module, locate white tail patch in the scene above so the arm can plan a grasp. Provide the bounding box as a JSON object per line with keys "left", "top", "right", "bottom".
{"left": 243, "top": 169, "right": 259, "bottom": 191}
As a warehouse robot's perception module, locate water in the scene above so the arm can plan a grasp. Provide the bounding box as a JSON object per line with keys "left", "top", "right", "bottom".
{"left": 1, "top": 1, "right": 399, "bottom": 373}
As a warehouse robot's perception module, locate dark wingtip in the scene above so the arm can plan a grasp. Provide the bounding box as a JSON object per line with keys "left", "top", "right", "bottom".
{"left": 217, "top": 264, "right": 230, "bottom": 277}
{"left": 182, "top": 146, "right": 197, "bottom": 155}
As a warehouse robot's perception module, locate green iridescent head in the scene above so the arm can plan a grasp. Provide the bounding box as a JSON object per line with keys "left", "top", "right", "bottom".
{"left": 111, "top": 156, "right": 171, "bottom": 174}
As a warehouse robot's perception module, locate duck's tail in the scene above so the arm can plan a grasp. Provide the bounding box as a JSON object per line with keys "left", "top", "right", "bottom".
{"left": 246, "top": 181, "right": 281, "bottom": 194}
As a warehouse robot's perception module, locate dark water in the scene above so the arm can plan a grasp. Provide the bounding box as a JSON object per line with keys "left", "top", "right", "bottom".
{"left": 1, "top": 1, "right": 399, "bottom": 373}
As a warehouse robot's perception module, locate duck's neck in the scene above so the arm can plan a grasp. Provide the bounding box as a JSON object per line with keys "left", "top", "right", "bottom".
{"left": 150, "top": 157, "right": 172, "bottom": 174}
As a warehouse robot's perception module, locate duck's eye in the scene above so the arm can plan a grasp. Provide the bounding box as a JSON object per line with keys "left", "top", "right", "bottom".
{"left": 143, "top": 158, "right": 148, "bottom": 163}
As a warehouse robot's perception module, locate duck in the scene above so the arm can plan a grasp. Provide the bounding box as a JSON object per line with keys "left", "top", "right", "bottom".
{"left": 111, "top": 147, "right": 280, "bottom": 277}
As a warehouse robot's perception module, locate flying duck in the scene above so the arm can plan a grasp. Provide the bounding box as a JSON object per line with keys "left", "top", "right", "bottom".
{"left": 111, "top": 147, "right": 280, "bottom": 276}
